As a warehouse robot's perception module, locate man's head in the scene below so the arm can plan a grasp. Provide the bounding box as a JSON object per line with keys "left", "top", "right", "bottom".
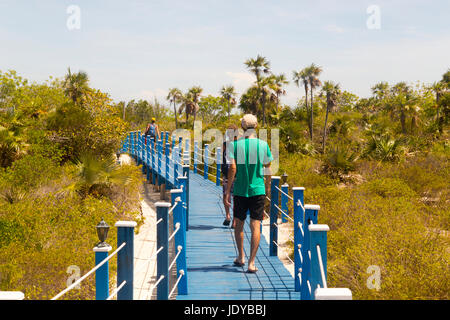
{"left": 151, "top": 117, "right": 156, "bottom": 123}
{"left": 241, "top": 114, "right": 258, "bottom": 131}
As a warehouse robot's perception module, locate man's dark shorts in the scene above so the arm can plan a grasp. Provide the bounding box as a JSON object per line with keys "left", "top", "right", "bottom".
{"left": 233, "top": 195, "right": 265, "bottom": 221}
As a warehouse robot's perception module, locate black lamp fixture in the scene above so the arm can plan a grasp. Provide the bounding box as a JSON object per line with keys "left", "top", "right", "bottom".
{"left": 96, "top": 218, "right": 110, "bottom": 248}
{"left": 282, "top": 172, "right": 288, "bottom": 185}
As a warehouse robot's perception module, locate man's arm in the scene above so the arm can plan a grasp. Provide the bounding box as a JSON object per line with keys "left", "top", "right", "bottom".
{"left": 226, "top": 159, "right": 236, "bottom": 194}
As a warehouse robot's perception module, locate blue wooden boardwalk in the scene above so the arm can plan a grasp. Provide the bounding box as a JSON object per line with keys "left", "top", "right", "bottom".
{"left": 177, "top": 172, "right": 298, "bottom": 300}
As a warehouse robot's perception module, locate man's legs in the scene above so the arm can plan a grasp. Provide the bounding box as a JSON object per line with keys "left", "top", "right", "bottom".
{"left": 248, "top": 218, "right": 261, "bottom": 272}
{"left": 234, "top": 218, "right": 245, "bottom": 264}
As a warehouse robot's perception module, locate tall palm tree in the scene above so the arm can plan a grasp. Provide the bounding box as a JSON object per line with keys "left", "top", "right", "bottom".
{"left": 220, "top": 85, "right": 237, "bottom": 120}
{"left": 321, "top": 81, "right": 341, "bottom": 152}
{"left": 430, "top": 81, "right": 445, "bottom": 122}
{"left": 187, "top": 86, "right": 203, "bottom": 128}
{"left": 244, "top": 55, "right": 271, "bottom": 125}
{"left": 167, "top": 88, "right": 183, "bottom": 128}
{"left": 293, "top": 68, "right": 311, "bottom": 137}
{"left": 63, "top": 67, "right": 89, "bottom": 105}
{"left": 273, "top": 73, "right": 289, "bottom": 114}
{"left": 371, "top": 81, "right": 390, "bottom": 100}
{"left": 307, "top": 63, "right": 323, "bottom": 140}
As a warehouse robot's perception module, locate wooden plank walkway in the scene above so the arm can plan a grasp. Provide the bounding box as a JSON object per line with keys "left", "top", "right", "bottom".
{"left": 177, "top": 172, "right": 298, "bottom": 300}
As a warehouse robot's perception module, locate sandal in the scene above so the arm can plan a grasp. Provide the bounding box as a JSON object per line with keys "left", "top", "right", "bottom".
{"left": 246, "top": 267, "right": 258, "bottom": 273}
{"left": 233, "top": 259, "right": 245, "bottom": 267}
{"left": 223, "top": 219, "right": 231, "bottom": 226}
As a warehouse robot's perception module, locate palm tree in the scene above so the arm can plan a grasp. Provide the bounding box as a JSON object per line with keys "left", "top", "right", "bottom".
{"left": 183, "top": 86, "right": 202, "bottom": 129}
{"left": 307, "top": 63, "right": 322, "bottom": 140}
{"left": 273, "top": 74, "right": 289, "bottom": 114}
{"left": 430, "top": 81, "right": 445, "bottom": 122}
{"left": 293, "top": 68, "right": 311, "bottom": 138}
{"left": 321, "top": 81, "right": 341, "bottom": 152}
{"left": 371, "top": 81, "right": 390, "bottom": 100}
{"left": 63, "top": 67, "right": 89, "bottom": 105}
{"left": 167, "top": 88, "right": 183, "bottom": 128}
{"left": 389, "top": 82, "right": 419, "bottom": 134}
{"left": 244, "top": 55, "right": 271, "bottom": 125}
{"left": 220, "top": 85, "right": 237, "bottom": 120}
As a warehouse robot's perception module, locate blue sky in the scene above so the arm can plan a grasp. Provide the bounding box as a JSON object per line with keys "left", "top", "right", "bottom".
{"left": 0, "top": 0, "right": 449, "bottom": 106}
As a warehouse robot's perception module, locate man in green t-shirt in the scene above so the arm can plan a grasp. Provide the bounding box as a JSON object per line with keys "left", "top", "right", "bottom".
{"left": 224, "top": 114, "right": 273, "bottom": 273}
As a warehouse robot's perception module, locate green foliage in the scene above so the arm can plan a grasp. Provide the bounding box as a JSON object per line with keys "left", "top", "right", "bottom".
{"left": 363, "top": 133, "right": 407, "bottom": 162}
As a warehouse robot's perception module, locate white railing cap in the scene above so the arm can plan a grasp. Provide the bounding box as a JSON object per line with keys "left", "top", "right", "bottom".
{"left": 292, "top": 187, "right": 305, "bottom": 190}
{"left": 305, "top": 204, "right": 320, "bottom": 211}
{"left": 0, "top": 291, "right": 25, "bottom": 300}
{"left": 281, "top": 183, "right": 289, "bottom": 187}
{"left": 271, "top": 176, "right": 281, "bottom": 180}
{"left": 170, "top": 189, "right": 183, "bottom": 193}
{"left": 308, "top": 224, "right": 330, "bottom": 232}
{"left": 93, "top": 245, "right": 113, "bottom": 252}
{"left": 314, "top": 288, "right": 352, "bottom": 300}
{"left": 155, "top": 202, "right": 172, "bottom": 208}
{"left": 115, "top": 221, "right": 137, "bottom": 228}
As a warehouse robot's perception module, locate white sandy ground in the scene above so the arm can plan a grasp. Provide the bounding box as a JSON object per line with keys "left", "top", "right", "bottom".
{"left": 119, "top": 154, "right": 294, "bottom": 300}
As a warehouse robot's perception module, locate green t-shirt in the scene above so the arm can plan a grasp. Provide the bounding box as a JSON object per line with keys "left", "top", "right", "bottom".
{"left": 228, "top": 137, "right": 273, "bottom": 197}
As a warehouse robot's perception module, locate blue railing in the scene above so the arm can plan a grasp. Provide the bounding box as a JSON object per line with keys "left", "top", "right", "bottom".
{"left": 120, "top": 130, "right": 352, "bottom": 300}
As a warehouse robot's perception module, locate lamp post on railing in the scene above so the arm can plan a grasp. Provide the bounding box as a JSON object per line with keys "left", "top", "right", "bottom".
{"left": 115, "top": 220, "right": 137, "bottom": 300}
{"left": 94, "top": 219, "right": 111, "bottom": 300}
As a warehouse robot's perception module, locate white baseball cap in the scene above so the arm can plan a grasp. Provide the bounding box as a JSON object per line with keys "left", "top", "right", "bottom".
{"left": 241, "top": 114, "right": 258, "bottom": 130}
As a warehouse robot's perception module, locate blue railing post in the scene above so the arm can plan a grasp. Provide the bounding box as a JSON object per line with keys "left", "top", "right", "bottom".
{"left": 170, "top": 189, "right": 188, "bottom": 295}
{"left": 165, "top": 131, "right": 169, "bottom": 146}
{"left": 165, "top": 142, "right": 170, "bottom": 187}
{"left": 178, "top": 137, "right": 183, "bottom": 162}
{"left": 115, "top": 221, "right": 137, "bottom": 300}
{"left": 193, "top": 141, "right": 198, "bottom": 174}
{"left": 301, "top": 204, "right": 320, "bottom": 300}
{"left": 182, "top": 165, "right": 190, "bottom": 231}
{"left": 171, "top": 135, "right": 176, "bottom": 154}
{"left": 151, "top": 138, "right": 156, "bottom": 185}
{"left": 137, "top": 131, "right": 142, "bottom": 166}
{"left": 158, "top": 139, "right": 163, "bottom": 186}
{"left": 178, "top": 175, "right": 188, "bottom": 232}
{"left": 204, "top": 144, "right": 209, "bottom": 180}
{"left": 173, "top": 147, "right": 179, "bottom": 188}
{"left": 309, "top": 224, "right": 329, "bottom": 299}
{"left": 156, "top": 202, "right": 170, "bottom": 300}
{"left": 216, "top": 147, "right": 221, "bottom": 186}
{"left": 293, "top": 187, "right": 305, "bottom": 293}
{"left": 146, "top": 138, "right": 151, "bottom": 182}
{"left": 93, "top": 244, "right": 111, "bottom": 300}
{"left": 281, "top": 183, "right": 289, "bottom": 223}
{"left": 131, "top": 131, "right": 135, "bottom": 159}
{"left": 269, "top": 176, "right": 281, "bottom": 256}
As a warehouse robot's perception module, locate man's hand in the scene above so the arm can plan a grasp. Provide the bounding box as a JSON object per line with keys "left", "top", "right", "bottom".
{"left": 224, "top": 191, "right": 232, "bottom": 208}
